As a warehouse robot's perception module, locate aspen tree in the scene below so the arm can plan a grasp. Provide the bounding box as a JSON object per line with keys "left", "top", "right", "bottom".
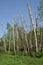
{"left": 12, "top": 21, "right": 16, "bottom": 54}
{"left": 23, "top": 18, "right": 29, "bottom": 53}
{"left": 1, "top": 24, "right": 7, "bottom": 53}
{"left": 16, "top": 24, "right": 19, "bottom": 51}
{"left": 24, "top": 18, "right": 33, "bottom": 55}
{"left": 8, "top": 26, "right": 11, "bottom": 52}
{"left": 27, "top": 1, "right": 38, "bottom": 52}
{"left": 19, "top": 12, "right": 29, "bottom": 55}
{"left": 35, "top": 14, "right": 40, "bottom": 51}
{"left": 29, "top": 24, "right": 33, "bottom": 55}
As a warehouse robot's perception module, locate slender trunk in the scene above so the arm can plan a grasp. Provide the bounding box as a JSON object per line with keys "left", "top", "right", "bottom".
{"left": 29, "top": 24, "right": 32, "bottom": 55}
{"left": 3, "top": 34, "right": 7, "bottom": 53}
{"left": 8, "top": 27, "right": 11, "bottom": 52}
{"left": 23, "top": 18, "right": 30, "bottom": 53}
{"left": 40, "top": 28, "right": 42, "bottom": 51}
{"left": 12, "top": 22, "right": 16, "bottom": 54}
{"left": 16, "top": 24, "right": 19, "bottom": 51}
{"left": 1, "top": 24, "right": 7, "bottom": 53}
{"left": 19, "top": 12, "right": 29, "bottom": 54}
{"left": 35, "top": 14, "right": 42, "bottom": 51}
{"left": 25, "top": 32, "right": 29, "bottom": 53}
{"left": 27, "top": 2, "right": 38, "bottom": 52}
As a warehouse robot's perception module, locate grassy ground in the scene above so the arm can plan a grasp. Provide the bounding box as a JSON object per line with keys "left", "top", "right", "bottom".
{"left": 0, "top": 53, "right": 43, "bottom": 65}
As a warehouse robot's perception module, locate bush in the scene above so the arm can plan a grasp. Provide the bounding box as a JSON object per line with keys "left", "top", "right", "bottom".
{"left": 35, "top": 52, "right": 42, "bottom": 58}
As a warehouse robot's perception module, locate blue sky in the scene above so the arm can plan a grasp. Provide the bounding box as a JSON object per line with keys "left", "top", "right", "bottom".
{"left": 0, "top": 0, "right": 40, "bottom": 37}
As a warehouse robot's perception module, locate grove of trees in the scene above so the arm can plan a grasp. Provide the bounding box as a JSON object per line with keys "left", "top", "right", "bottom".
{"left": 0, "top": 0, "right": 43, "bottom": 57}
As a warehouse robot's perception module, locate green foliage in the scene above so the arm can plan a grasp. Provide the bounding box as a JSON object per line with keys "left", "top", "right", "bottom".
{"left": 35, "top": 52, "right": 42, "bottom": 58}
{"left": 0, "top": 54, "right": 43, "bottom": 65}
{"left": 0, "top": 21, "right": 43, "bottom": 57}
{"left": 38, "top": 0, "right": 43, "bottom": 21}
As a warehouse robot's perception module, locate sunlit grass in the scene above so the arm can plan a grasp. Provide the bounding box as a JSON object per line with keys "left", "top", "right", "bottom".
{"left": 0, "top": 53, "right": 43, "bottom": 65}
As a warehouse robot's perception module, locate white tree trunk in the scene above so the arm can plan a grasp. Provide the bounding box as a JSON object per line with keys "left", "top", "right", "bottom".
{"left": 27, "top": 2, "right": 38, "bottom": 52}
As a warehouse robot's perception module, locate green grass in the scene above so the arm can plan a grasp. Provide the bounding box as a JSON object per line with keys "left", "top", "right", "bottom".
{"left": 0, "top": 53, "right": 43, "bottom": 65}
